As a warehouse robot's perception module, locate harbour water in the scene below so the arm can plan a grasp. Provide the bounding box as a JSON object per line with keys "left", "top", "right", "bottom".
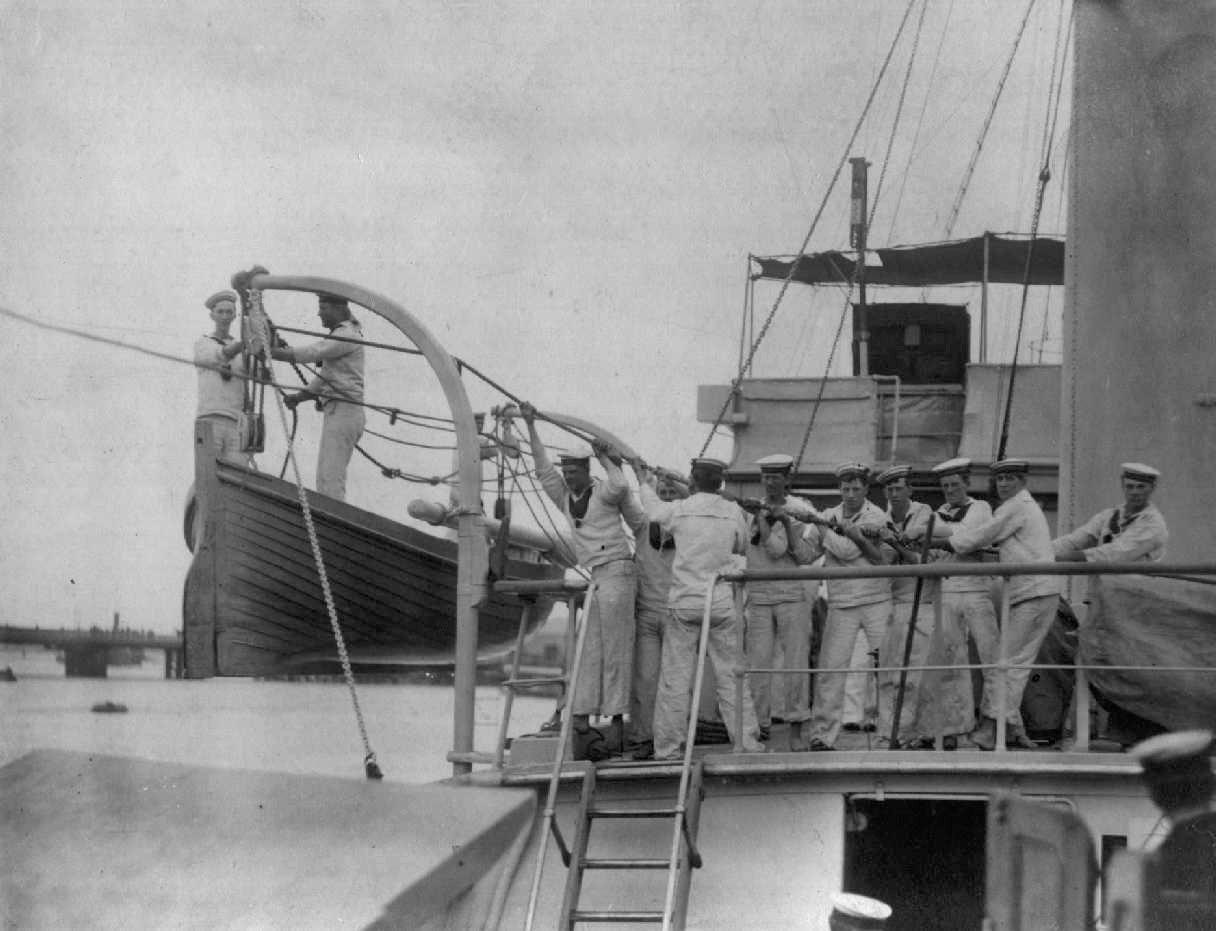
{"left": 0, "top": 645, "right": 556, "bottom": 784}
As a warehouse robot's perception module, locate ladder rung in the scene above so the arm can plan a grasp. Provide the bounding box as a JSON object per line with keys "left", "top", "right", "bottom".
{"left": 582, "top": 857, "right": 669, "bottom": 870}
{"left": 589, "top": 806, "right": 679, "bottom": 819}
{"left": 571, "top": 909, "right": 665, "bottom": 922}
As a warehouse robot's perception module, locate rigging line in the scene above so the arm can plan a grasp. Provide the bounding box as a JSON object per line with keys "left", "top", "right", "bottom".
{"left": 943, "top": 0, "right": 1039, "bottom": 238}
{"left": 889, "top": 0, "right": 956, "bottom": 240}
{"left": 869, "top": 0, "right": 930, "bottom": 240}
{"left": 273, "top": 324, "right": 424, "bottom": 357}
{"left": 361, "top": 427, "right": 456, "bottom": 451}
{"left": 1034, "top": 2, "right": 1074, "bottom": 363}
{"left": 504, "top": 457, "right": 583, "bottom": 573}
{"left": 996, "top": 3, "right": 1068, "bottom": 462}
{"left": 792, "top": 276, "right": 857, "bottom": 473}
{"left": 697, "top": 0, "right": 920, "bottom": 458}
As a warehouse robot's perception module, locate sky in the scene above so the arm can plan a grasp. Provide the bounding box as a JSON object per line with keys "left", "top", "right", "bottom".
{"left": 0, "top": 1, "right": 1070, "bottom": 634}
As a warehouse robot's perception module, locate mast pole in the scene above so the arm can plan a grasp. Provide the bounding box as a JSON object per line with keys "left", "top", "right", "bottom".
{"left": 980, "top": 231, "right": 991, "bottom": 363}
{"left": 850, "top": 157, "right": 870, "bottom": 376}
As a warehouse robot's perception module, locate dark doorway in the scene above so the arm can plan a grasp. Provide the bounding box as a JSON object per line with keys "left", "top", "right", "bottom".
{"left": 842, "top": 798, "right": 986, "bottom": 931}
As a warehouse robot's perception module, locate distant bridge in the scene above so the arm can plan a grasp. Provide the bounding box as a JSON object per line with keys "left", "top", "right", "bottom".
{"left": 0, "top": 626, "right": 184, "bottom": 679}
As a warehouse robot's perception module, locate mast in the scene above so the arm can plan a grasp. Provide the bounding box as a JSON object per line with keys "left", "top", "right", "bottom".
{"left": 1064, "top": 2, "right": 1216, "bottom": 557}
{"left": 850, "top": 157, "right": 870, "bottom": 376}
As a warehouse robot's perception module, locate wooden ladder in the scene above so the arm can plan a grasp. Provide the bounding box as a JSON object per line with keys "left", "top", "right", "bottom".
{"left": 557, "top": 759, "right": 706, "bottom": 929}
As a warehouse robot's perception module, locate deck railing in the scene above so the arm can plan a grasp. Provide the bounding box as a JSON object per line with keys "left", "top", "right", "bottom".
{"left": 494, "top": 561, "right": 1216, "bottom": 759}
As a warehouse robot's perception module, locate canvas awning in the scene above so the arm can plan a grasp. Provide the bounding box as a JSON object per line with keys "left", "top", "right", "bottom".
{"left": 752, "top": 233, "right": 1064, "bottom": 287}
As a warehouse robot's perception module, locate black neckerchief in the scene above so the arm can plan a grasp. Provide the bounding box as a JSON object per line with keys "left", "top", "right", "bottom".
{"left": 568, "top": 485, "right": 592, "bottom": 522}
{"left": 1101, "top": 507, "right": 1141, "bottom": 544}
{"left": 648, "top": 522, "right": 674, "bottom": 551}
{"left": 937, "top": 500, "right": 972, "bottom": 523}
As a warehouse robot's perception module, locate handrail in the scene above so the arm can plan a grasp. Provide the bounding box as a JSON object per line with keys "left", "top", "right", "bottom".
{"left": 524, "top": 583, "right": 598, "bottom": 931}
{"left": 495, "top": 562, "right": 1216, "bottom": 760}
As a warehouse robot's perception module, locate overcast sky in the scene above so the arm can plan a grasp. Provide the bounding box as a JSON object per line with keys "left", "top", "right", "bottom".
{"left": 0, "top": 1, "right": 1068, "bottom": 633}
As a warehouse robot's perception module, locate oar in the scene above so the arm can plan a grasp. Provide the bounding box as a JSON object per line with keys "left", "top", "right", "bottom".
{"left": 889, "top": 514, "right": 936, "bottom": 749}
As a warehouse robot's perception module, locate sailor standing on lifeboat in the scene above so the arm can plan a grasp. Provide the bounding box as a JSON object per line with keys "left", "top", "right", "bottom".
{"left": 270, "top": 293, "right": 366, "bottom": 501}
{"left": 194, "top": 289, "right": 254, "bottom": 468}
{"left": 1053, "top": 462, "right": 1169, "bottom": 563}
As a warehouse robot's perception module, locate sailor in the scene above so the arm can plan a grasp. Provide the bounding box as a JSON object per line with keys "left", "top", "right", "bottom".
{"left": 926, "top": 457, "right": 1000, "bottom": 744}
{"left": 627, "top": 469, "right": 689, "bottom": 760}
{"left": 925, "top": 458, "right": 1056, "bottom": 750}
{"left": 1129, "top": 730, "right": 1216, "bottom": 913}
{"left": 742, "top": 453, "right": 819, "bottom": 751}
{"left": 791, "top": 463, "right": 893, "bottom": 751}
{"left": 1053, "top": 462, "right": 1169, "bottom": 563}
{"left": 872, "top": 465, "right": 940, "bottom": 747}
{"left": 520, "top": 402, "right": 642, "bottom": 758}
{"left": 270, "top": 293, "right": 366, "bottom": 501}
{"left": 194, "top": 290, "right": 255, "bottom": 468}
{"left": 635, "top": 456, "right": 764, "bottom": 760}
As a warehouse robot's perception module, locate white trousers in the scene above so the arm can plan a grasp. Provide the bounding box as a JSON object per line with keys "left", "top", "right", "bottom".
{"left": 317, "top": 401, "right": 365, "bottom": 501}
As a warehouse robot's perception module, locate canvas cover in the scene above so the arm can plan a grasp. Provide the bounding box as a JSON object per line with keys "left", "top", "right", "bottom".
{"left": 1080, "top": 575, "right": 1216, "bottom": 729}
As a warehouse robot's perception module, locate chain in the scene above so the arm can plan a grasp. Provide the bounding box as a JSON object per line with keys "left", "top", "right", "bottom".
{"left": 245, "top": 287, "right": 383, "bottom": 780}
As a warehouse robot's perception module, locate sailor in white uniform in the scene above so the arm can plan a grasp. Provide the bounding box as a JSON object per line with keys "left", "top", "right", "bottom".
{"left": 1053, "top": 462, "right": 1168, "bottom": 563}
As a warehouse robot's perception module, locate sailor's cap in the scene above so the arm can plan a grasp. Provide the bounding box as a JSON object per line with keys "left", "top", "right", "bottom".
{"left": 558, "top": 442, "right": 593, "bottom": 464}
{"left": 205, "top": 290, "right": 238, "bottom": 310}
{"left": 829, "top": 892, "right": 892, "bottom": 926}
{"left": 991, "top": 458, "right": 1030, "bottom": 475}
{"left": 317, "top": 292, "right": 349, "bottom": 307}
{"left": 1121, "top": 462, "right": 1160, "bottom": 483}
{"left": 690, "top": 456, "right": 728, "bottom": 474}
{"left": 932, "top": 457, "right": 972, "bottom": 478}
{"left": 834, "top": 462, "right": 871, "bottom": 481}
{"left": 1130, "top": 730, "right": 1214, "bottom": 775}
{"left": 875, "top": 464, "right": 911, "bottom": 485}
{"left": 756, "top": 453, "right": 794, "bottom": 474}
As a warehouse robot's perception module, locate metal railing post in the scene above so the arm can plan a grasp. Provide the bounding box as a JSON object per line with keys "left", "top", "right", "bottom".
{"left": 1075, "top": 664, "right": 1091, "bottom": 751}
{"left": 994, "top": 579, "right": 1011, "bottom": 753}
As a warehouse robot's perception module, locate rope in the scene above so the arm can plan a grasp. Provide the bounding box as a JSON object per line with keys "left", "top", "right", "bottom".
{"left": 943, "top": 0, "right": 1038, "bottom": 238}
{"left": 698, "top": 0, "right": 921, "bottom": 457}
{"left": 996, "top": 1, "right": 1069, "bottom": 462}
{"left": 245, "top": 292, "right": 384, "bottom": 780}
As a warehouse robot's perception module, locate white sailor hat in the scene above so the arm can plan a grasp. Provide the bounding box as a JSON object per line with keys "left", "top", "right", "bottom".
{"left": 1121, "top": 462, "right": 1160, "bottom": 484}
{"left": 756, "top": 453, "right": 794, "bottom": 474}
{"left": 932, "top": 457, "right": 972, "bottom": 477}
{"left": 991, "top": 458, "right": 1030, "bottom": 475}
{"left": 690, "top": 456, "right": 728, "bottom": 474}
{"left": 558, "top": 442, "right": 593, "bottom": 464}
{"left": 874, "top": 464, "right": 911, "bottom": 485}
{"left": 1130, "top": 730, "right": 1214, "bottom": 774}
{"left": 205, "top": 290, "right": 238, "bottom": 310}
{"left": 828, "top": 892, "right": 892, "bottom": 928}
{"left": 834, "top": 462, "right": 871, "bottom": 481}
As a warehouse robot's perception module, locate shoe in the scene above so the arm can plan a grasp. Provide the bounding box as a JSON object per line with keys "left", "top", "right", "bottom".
{"left": 969, "top": 717, "right": 997, "bottom": 751}
{"left": 807, "top": 738, "right": 834, "bottom": 752}
{"left": 758, "top": 725, "right": 771, "bottom": 742}
{"left": 538, "top": 714, "right": 562, "bottom": 734}
{"left": 900, "top": 737, "right": 935, "bottom": 750}
{"left": 630, "top": 740, "right": 654, "bottom": 761}
{"left": 1006, "top": 727, "right": 1037, "bottom": 750}
{"left": 860, "top": 722, "right": 877, "bottom": 733}
{"left": 842, "top": 722, "right": 863, "bottom": 732}
{"left": 789, "top": 722, "right": 811, "bottom": 752}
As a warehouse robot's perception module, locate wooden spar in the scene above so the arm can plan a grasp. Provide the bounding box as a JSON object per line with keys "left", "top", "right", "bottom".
{"left": 406, "top": 498, "right": 578, "bottom": 568}
{"left": 248, "top": 273, "right": 488, "bottom": 776}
